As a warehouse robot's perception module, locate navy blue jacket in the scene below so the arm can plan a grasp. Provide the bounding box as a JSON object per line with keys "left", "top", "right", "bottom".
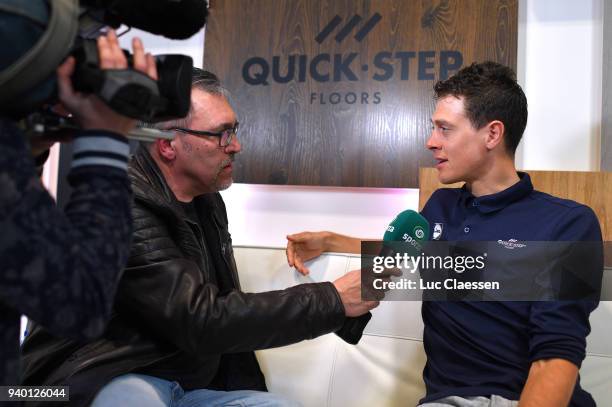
{"left": 419, "top": 172, "right": 602, "bottom": 406}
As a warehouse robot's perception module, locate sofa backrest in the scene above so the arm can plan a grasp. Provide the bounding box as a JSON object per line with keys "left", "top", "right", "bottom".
{"left": 234, "top": 246, "right": 612, "bottom": 406}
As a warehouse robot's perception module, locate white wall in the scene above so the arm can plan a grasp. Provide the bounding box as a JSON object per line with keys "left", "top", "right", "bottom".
{"left": 516, "top": 0, "right": 603, "bottom": 171}
{"left": 117, "top": 0, "right": 604, "bottom": 248}
{"left": 220, "top": 184, "right": 418, "bottom": 247}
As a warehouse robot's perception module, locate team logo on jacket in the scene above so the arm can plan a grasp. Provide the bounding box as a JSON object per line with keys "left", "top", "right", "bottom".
{"left": 497, "top": 239, "right": 526, "bottom": 250}
{"left": 432, "top": 223, "right": 443, "bottom": 240}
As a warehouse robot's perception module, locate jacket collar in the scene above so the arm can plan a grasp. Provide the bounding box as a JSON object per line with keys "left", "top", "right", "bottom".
{"left": 130, "top": 146, "right": 219, "bottom": 220}
{"left": 459, "top": 172, "right": 533, "bottom": 214}
{"left": 130, "top": 145, "right": 187, "bottom": 216}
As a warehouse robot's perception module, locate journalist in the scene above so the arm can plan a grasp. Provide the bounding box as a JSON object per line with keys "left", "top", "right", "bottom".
{"left": 21, "top": 69, "right": 378, "bottom": 407}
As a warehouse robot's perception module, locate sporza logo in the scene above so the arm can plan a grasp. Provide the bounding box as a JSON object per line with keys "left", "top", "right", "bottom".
{"left": 432, "top": 223, "right": 443, "bottom": 240}
{"left": 241, "top": 12, "right": 464, "bottom": 105}
{"left": 497, "top": 239, "right": 527, "bottom": 250}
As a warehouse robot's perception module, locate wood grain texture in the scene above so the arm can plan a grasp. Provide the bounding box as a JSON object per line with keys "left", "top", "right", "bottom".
{"left": 419, "top": 168, "right": 612, "bottom": 266}
{"left": 204, "top": 0, "right": 518, "bottom": 187}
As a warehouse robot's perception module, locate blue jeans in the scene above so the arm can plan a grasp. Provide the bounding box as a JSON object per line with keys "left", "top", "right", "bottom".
{"left": 419, "top": 395, "right": 518, "bottom": 407}
{"left": 91, "top": 373, "right": 301, "bottom": 407}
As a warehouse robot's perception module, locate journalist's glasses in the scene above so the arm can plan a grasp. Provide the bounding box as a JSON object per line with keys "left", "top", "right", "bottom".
{"left": 168, "top": 122, "right": 239, "bottom": 147}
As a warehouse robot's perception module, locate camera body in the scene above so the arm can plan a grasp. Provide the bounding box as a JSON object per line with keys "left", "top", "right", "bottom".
{"left": 72, "top": 39, "right": 192, "bottom": 121}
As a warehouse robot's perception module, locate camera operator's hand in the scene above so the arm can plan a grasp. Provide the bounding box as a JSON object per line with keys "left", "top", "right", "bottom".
{"left": 56, "top": 30, "right": 157, "bottom": 135}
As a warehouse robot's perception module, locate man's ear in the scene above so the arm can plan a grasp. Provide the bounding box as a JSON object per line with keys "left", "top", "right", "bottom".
{"left": 485, "top": 120, "right": 505, "bottom": 151}
{"left": 157, "top": 139, "right": 177, "bottom": 161}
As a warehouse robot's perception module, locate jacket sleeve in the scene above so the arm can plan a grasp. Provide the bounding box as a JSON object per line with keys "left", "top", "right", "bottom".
{"left": 0, "top": 121, "right": 133, "bottom": 340}
{"left": 117, "top": 200, "right": 346, "bottom": 356}
{"left": 528, "top": 205, "right": 603, "bottom": 368}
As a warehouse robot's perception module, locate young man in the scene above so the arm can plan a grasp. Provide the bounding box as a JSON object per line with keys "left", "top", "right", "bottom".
{"left": 286, "top": 62, "right": 603, "bottom": 406}
{"left": 21, "top": 69, "right": 377, "bottom": 407}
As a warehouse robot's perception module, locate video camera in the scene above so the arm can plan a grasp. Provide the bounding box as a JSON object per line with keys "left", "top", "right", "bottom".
{"left": 0, "top": 0, "right": 208, "bottom": 141}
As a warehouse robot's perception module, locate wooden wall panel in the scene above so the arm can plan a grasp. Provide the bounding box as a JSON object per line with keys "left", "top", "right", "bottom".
{"left": 419, "top": 168, "right": 612, "bottom": 266}
{"left": 204, "top": 0, "right": 518, "bottom": 187}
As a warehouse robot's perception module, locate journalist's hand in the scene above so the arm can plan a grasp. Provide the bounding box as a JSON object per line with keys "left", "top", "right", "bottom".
{"left": 333, "top": 269, "right": 379, "bottom": 317}
{"left": 286, "top": 231, "right": 330, "bottom": 276}
{"left": 56, "top": 30, "right": 158, "bottom": 135}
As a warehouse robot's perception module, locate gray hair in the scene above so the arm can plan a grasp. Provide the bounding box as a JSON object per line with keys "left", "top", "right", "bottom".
{"left": 141, "top": 68, "right": 230, "bottom": 131}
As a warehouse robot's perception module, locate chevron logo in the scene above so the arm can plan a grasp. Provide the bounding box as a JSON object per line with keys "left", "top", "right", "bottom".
{"left": 315, "top": 13, "right": 382, "bottom": 44}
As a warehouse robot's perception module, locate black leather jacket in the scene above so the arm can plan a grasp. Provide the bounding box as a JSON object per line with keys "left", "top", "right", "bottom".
{"left": 21, "top": 147, "right": 346, "bottom": 406}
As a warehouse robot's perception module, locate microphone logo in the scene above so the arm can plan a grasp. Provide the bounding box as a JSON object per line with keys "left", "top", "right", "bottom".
{"left": 414, "top": 227, "right": 425, "bottom": 240}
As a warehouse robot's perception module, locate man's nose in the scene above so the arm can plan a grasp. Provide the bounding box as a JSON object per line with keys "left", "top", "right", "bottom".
{"left": 225, "top": 135, "right": 241, "bottom": 154}
{"left": 426, "top": 131, "right": 438, "bottom": 150}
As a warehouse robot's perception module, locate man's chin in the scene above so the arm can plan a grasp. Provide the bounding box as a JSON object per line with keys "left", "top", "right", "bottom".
{"left": 216, "top": 178, "right": 233, "bottom": 192}
{"left": 437, "top": 170, "right": 461, "bottom": 185}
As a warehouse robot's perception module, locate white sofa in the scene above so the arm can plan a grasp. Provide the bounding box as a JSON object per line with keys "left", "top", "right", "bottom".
{"left": 234, "top": 246, "right": 612, "bottom": 407}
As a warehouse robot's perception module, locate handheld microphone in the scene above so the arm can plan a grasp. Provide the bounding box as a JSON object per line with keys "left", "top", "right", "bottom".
{"left": 368, "top": 209, "right": 430, "bottom": 291}
{"left": 335, "top": 210, "right": 430, "bottom": 345}
{"left": 381, "top": 209, "right": 430, "bottom": 254}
